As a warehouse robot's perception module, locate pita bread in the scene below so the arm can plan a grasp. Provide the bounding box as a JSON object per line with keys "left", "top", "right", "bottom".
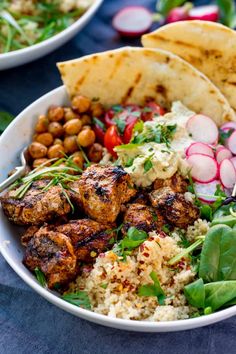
{"left": 142, "top": 21, "right": 236, "bottom": 111}
{"left": 57, "top": 47, "right": 235, "bottom": 126}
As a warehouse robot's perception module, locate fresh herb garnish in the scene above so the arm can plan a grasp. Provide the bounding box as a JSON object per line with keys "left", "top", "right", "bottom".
{"left": 125, "top": 157, "right": 134, "bottom": 167}
{"left": 0, "top": 110, "right": 14, "bottom": 133}
{"left": 113, "top": 227, "right": 148, "bottom": 260}
{"left": 34, "top": 267, "right": 46, "bottom": 287}
{"left": 93, "top": 117, "right": 105, "bottom": 130}
{"left": 144, "top": 157, "right": 153, "bottom": 173}
{"left": 114, "top": 117, "right": 126, "bottom": 134}
{"left": 100, "top": 283, "right": 108, "bottom": 289}
{"left": 62, "top": 291, "right": 91, "bottom": 310}
{"left": 168, "top": 238, "right": 204, "bottom": 266}
{"left": 138, "top": 271, "right": 166, "bottom": 305}
{"left": 219, "top": 128, "right": 234, "bottom": 145}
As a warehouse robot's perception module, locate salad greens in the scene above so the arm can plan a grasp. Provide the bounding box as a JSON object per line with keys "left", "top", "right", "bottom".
{"left": 0, "top": 111, "right": 14, "bottom": 133}
{"left": 138, "top": 271, "right": 166, "bottom": 305}
{"left": 62, "top": 291, "right": 91, "bottom": 310}
{"left": 34, "top": 267, "right": 46, "bottom": 287}
{"left": 0, "top": 1, "right": 86, "bottom": 53}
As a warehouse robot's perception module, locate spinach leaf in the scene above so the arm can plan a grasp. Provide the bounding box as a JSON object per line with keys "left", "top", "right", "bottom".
{"left": 62, "top": 291, "right": 91, "bottom": 310}
{"left": 0, "top": 111, "right": 14, "bottom": 133}
{"left": 113, "top": 227, "right": 148, "bottom": 259}
{"left": 205, "top": 281, "right": 236, "bottom": 311}
{"left": 199, "top": 225, "right": 236, "bottom": 282}
{"left": 184, "top": 278, "right": 205, "bottom": 308}
{"left": 211, "top": 215, "right": 236, "bottom": 228}
{"left": 138, "top": 271, "right": 166, "bottom": 305}
{"left": 156, "top": 0, "right": 187, "bottom": 16}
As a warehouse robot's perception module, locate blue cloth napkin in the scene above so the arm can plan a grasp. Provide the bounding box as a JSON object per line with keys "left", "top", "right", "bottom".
{"left": 1, "top": 1, "right": 236, "bottom": 353}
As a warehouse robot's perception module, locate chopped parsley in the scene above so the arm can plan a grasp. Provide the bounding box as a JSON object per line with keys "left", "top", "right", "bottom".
{"left": 219, "top": 128, "right": 234, "bottom": 145}
{"left": 62, "top": 291, "right": 91, "bottom": 310}
{"left": 93, "top": 117, "right": 105, "bottom": 130}
{"left": 114, "top": 117, "right": 126, "bottom": 134}
{"left": 138, "top": 271, "right": 166, "bottom": 305}
{"left": 113, "top": 227, "right": 148, "bottom": 260}
{"left": 144, "top": 158, "right": 153, "bottom": 173}
{"left": 34, "top": 267, "right": 47, "bottom": 287}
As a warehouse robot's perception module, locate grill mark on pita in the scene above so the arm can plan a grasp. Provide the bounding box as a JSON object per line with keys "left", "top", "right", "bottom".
{"left": 121, "top": 73, "right": 142, "bottom": 103}
{"left": 149, "top": 35, "right": 197, "bottom": 49}
{"left": 108, "top": 55, "right": 123, "bottom": 79}
{"left": 75, "top": 69, "right": 90, "bottom": 90}
{"left": 226, "top": 81, "right": 236, "bottom": 86}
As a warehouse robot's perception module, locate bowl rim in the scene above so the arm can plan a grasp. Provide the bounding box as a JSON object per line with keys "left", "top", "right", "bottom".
{"left": 0, "top": 0, "right": 103, "bottom": 60}
{"left": 1, "top": 84, "right": 236, "bottom": 332}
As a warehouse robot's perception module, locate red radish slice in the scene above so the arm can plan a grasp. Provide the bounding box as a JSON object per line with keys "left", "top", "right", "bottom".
{"left": 227, "top": 131, "right": 236, "bottom": 154}
{"left": 112, "top": 6, "right": 152, "bottom": 37}
{"left": 187, "top": 154, "right": 218, "bottom": 183}
{"left": 166, "top": 4, "right": 191, "bottom": 23}
{"left": 186, "top": 142, "right": 214, "bottom": 157}
{"left": 186, "top": 114, "right": 218, "bottom": 144}
{"left": 219, "top": 159, "right": 236, "bottom": 189}
{"left": 188, "top": 5, "right": 219, "bottom": 21}
{"left": 216, "top": 147, "right": 232, "bottom": 164}
{"left": 230, "top": 156, "right": 236, "bottom": 170}
{"left": 220, "top": 122, "right": 236, "bottom": 131}
{"left": 195, "top": 180, "right": 222, "bottom": 203}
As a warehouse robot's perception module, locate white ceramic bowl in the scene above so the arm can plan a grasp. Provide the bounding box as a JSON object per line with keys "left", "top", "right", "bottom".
{"left": 1, "top": 85, "right": 236, "bottom": 332}
{"left": 0, "top": 0, "right": 103, "bottom": 70}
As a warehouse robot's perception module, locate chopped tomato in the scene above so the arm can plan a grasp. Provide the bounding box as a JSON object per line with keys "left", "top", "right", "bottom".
{"left": 142, "top": 102, "right": 165, "bottom": 121}
{"left": 104, "top": 125, "right": 123, "bottom": 157}
{"left": 93, "top": 124, "right": 106, "bottom": 145}
{"left": 123, "top": 118, "right": 138, "bottom": 144}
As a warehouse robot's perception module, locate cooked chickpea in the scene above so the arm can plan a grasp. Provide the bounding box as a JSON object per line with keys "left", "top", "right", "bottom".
{"left": 82, "top": 125, "right": 91, "bottom": 131}
{"left": 48, "top": 122, "right": 64, "bottom": 137}
{"left": 47, "top": 144, "right": 65, "bottom": 159}
{"left": 35, "top": 115, "right": 49, "bottom": 133}
{"left": 29, "top": 142, "right": 47, "bottom": 159}
{"left": 63, "top": 119, "right": 82, "bottom": 135}
{"left": 88, "top": 143, "right": 103, "bottom": 162}
{"left": 36, "top": 132, "right": 53, "bottom": 146}
{"left": 72, "top": 95, "right": 91, "bottom": 113}
{"left": 33, "top": 158, "right": 51, "bottom": 169}
{"left": 48, "top": 106, "right": 64, "bottom": 122}
{"left": 90, "top": 102, "right": 104, "bottom": 117}
{"left": 72, "top": 151, "right": 84, "bottom": 169}
{"left": 64, "top": 136, "right": 78, "bottom": 154}
{"left": 80, "top": 114, "right": 92, "bottom": 126}
{"left": 54, "top": 138, "right": 63, "bottom": 145}
{"left": 64, "top": 107, "right": 79, "bottom": 121}
{"left": 77, "top": 129, "right": 95, "bottom": 147}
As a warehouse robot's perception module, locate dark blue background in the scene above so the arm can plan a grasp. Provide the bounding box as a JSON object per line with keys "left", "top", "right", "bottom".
{"left": 1, "top": 1, "right": 236, "bottom": 353}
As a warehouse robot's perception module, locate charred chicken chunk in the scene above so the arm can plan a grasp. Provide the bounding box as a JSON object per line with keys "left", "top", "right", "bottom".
{"left": 23, "top": 227, "right": 77, "bottom": 289}
{"left": 153, "top": 173, "right": 188, "bottom": 193}
{"left": 1, "top": 180, "right": 71, "bottom": 225}
{"left": 149, "top": 187, "right": 199, "bottom": 228}
{"left": 122, "top": 203, "right": 164, "bottom": 233}
{"left": 77, "top": 165, "right": 136, "bottom": 223}
{"left": 56, "top": 219, "right": 115, "bottom": 262}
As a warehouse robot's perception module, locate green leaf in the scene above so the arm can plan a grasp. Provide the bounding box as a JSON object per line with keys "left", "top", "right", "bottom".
{"left": 62, "top": 291, "right": 91, "bottom": 310}
{"left": 200, "top": 204, "right": 213, "bottom": 221}
{"left": 199, "top": 225, "right": 236, "bottom": 282}
{"left": 114, "top": 117, "right": 126, "bottom": 134}
{"left": 138, "top": 271, "right": 166, "bottom": 305}
{"left": 204, "top": 281, "right": 236, "bottom": 311}
{"left": 144, "top": 158, "right": 153, "bottom": 173}
{"left": 34, "top": 267, "right": 47, "bottom": 287}
{"left": 0, "top": 111, "right": 14, "bottom": 133}
{"left": 168, "top": 238, "right": 204, "bottom": 265}
{"left": 156, "top": 0, "right": 187, "bottom": 16}
{"left": 113, "top": 227, "right": 148, "bottom": 259}
{"left": 184, "top": 278, "right": 205, "bottom": 308}
{"left": 216, "top": 0, "right": 236, "bottom": 28}
{"left": 93, "top": 117, "right": 105, "bottom": 130}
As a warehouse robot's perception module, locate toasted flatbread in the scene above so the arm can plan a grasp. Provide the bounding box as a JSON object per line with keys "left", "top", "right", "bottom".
{"left": 142, "top": 21, "right": 236, "bottom": 111}
{"left": 57, "top": 47, "right": 235, "bottom": 126}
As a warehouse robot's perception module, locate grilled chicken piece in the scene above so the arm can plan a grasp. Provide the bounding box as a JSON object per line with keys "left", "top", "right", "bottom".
{"left": 23, "top": 227, "right": 77, "bottom": 289}
{"left": 149, "top": 187, "right": 199, "bottom": 228}
{"left": 122, "top": 203, "right": 165, "bottom": 233}
{"left": 56, "top": 219, "right": 115, "bottom": 262}
{"left": 1, "top": 180, "right": 71, "bottom": 225}
{"left": 153, "top": 173, "right": 188, "bottom": 193}
{"left": 77, "top": 164, "right": 136, "bottom": 223}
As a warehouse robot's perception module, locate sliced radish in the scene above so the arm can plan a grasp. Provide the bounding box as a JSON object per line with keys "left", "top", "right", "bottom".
{"left": 227, "top": 131, "right": 236, "bottom": 154}
{"left": 195, "top": 180, "right": 222, "bottom": 203}
{"left": 220, "top": 122, "right": 236, "bottom": 131}
{"left": 216, "top": 147, "right": 232, "bottom": 164}
{"left": 186, "top": 142, "right": 214, "bottom": 158}
{"left": 187, "top": 154, "right": 218, "bottom": 183}
{"left": 230, "top": 156, "right": 236, "bottom": 170}
{"left": 112, "top": 6, "right": 152, "bottom": 37}
{"left": 219, "top": 159, "right": 236, "bottom": 189}
{"left": 188, "top": 5, "right": 219, "bottom": 22}
{"left": 186, "top": 114, "right": 218, "bottom": 145}
{"left": 166, "top": 4, "right": 191, "bottom": 23}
